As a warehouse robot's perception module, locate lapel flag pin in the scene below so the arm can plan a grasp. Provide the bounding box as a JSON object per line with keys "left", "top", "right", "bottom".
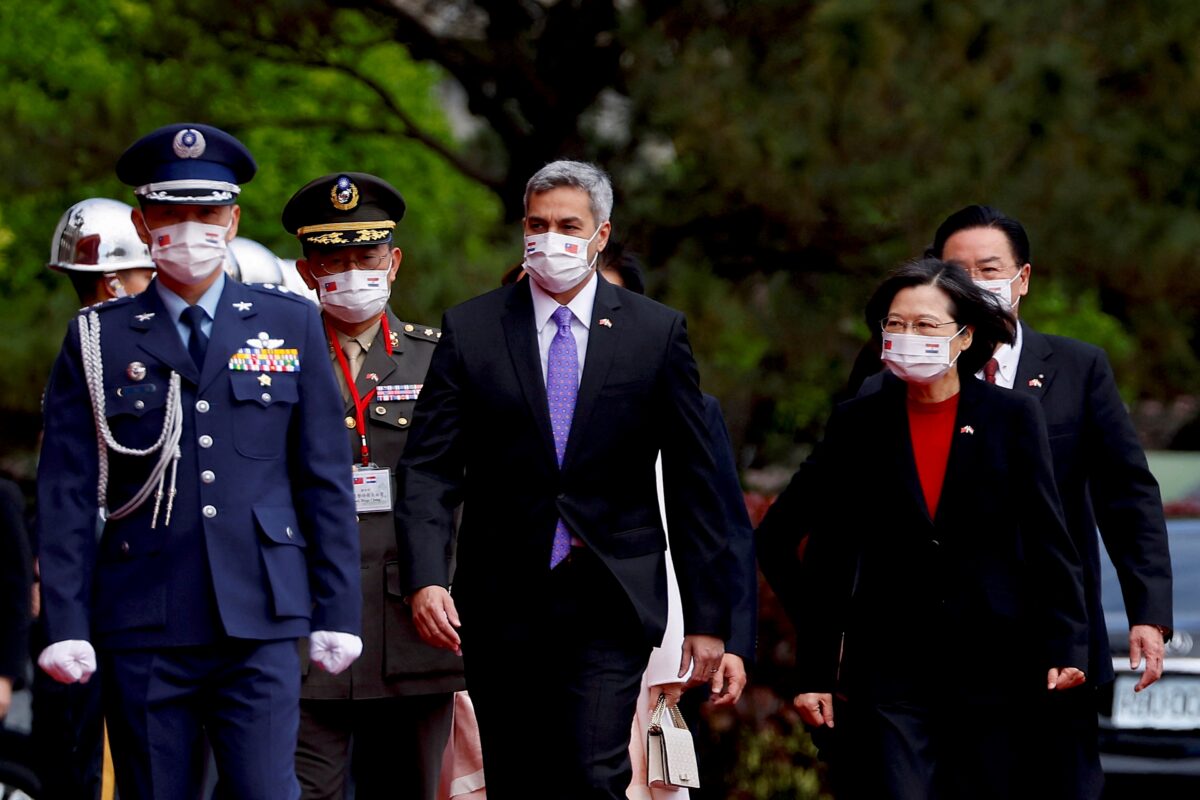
{"left": 366, "top": 372, "right": 379, "bottom": 382}
{"left": 1028, "top": 377, "right": 1043, "bottom": 388}
{"left": 959, "top": 425, "right": 975, "bottom": 434}
{"left": 598, "top": 318, "right": 613, "bottom": 328}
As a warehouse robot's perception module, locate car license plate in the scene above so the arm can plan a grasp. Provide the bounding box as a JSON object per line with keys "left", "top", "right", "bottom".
{"left": 1111, "top": 675, "right": 1200, "bottom": 730}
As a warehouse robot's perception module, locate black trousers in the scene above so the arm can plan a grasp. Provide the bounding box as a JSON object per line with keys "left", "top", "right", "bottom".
{"left": 1031, "top": 683, "right": 1103, "bottom": 800}
{"left": 824, "top": 695, "right": 1038, "bottom": 800}
{"left": 461, "top": 548, "right": 651, "bottom": 800}
{"left": 295, "top": 693, "right": 455, "bottom": 800}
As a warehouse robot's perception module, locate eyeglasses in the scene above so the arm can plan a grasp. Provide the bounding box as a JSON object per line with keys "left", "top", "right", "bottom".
{"left": 311, "top": 252, "right": 390, "bottom": 275}
{"left": 880, "top": 317, "right": 959, "bottom": 336}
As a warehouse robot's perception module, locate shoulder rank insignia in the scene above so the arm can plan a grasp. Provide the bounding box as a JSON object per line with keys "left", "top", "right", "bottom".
{"left": 135, "top": 312, "right": 155, "bottom": 322}
{"left": 233, "top": 301, "right": 253, "bottom": 312}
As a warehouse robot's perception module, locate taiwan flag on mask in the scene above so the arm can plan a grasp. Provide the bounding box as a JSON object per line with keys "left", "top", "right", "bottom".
{"left": 323, "top": 281, "right": 338, "bottom": 292}
{"left": 157, "top": 234, "right": 171, "bottom": 246}
{"left": 563, "top": 242, "right": 579, "bottom": 254}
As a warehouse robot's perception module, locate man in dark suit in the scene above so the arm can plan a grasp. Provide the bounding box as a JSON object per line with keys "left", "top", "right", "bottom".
{"left": 283, "top": 172, "right": 465, "bottom": 799}
{"left": 397, "top": 160, "right": 728, "bottom": 799}
{"left": 930, "top": 205, "right": 1172, "bottom": 797}
{"left": 36, "top": 123, "right": 362, "bottom": 798}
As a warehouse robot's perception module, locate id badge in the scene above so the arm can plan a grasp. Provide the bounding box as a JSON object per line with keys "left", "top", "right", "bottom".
{"left": 352, "top": 464, "right": 393, "bottom": 513}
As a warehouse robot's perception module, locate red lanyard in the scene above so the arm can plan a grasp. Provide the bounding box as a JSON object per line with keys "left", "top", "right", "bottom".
{"left": 326, "top": 317, "right": 392, "bottom": 466}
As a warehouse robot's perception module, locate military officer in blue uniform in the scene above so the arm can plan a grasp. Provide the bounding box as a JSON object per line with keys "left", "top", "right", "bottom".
{"left": 36, "top": 123, "right": 363, "bottom": 799}
{"left": 282, "top": 172, "right": 465, "bottom": 800}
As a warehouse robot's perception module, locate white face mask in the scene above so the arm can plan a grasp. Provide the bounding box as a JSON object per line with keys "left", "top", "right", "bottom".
{"left": 149, "top": 220, "right": 231, "bottom": 284}
{"left": 317, "top": 267, "right": 391, "bottom": 324}
{"left": 881, "top": 328, "right": 966, "bottom": 385}
{"left": 974, "top": 271, "right": 1022, "bottom": 312}
{"left": 522, "top": 226, "right": 602, "bottom": 294}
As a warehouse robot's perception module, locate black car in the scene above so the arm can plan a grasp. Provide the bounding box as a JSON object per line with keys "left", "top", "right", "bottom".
{"left": 1098, "top": 517, "right": 1200, "bottom": 793}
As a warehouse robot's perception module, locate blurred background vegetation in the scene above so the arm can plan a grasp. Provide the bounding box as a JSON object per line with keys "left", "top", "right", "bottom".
{"left": 3, "top": 2, "right": 1199, "bottom": 795}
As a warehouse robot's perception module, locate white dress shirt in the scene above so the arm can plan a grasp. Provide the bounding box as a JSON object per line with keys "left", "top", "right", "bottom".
{"left": 975, "top": 320, "right": 1023, "bottom": 389}
{"left": 529, "top": 272, "right": 597, "bottom": 386}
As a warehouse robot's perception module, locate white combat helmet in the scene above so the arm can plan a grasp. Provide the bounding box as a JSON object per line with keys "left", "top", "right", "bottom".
{"left": 47, "top": 197, "right": 154, "bottom": 273}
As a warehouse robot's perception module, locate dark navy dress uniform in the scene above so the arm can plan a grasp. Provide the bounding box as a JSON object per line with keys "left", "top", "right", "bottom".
{"left": 283, "top": 172, "right": 464, "bottom": 800}
{"left": 36, "top": 124, "right": 361, "bottom": 799}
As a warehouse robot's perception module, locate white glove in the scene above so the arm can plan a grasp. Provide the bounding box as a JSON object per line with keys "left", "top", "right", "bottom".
{"left": 309, "top": 631, "right": 363, "bottom": 676}
{"left": 38, "top": 640, "right": 97, "bottom": 684}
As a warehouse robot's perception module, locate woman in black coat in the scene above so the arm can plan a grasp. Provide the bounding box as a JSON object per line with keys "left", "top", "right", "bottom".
{"left": 789, "top": 259, "right": 1088, "bottom": 798}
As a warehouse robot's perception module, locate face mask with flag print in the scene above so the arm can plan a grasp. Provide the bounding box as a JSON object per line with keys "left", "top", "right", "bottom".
{"left": 880, "top": 327, "right": 967, "bottom": 384}
{"left": 974, "top": 271, "right": 1022, "bottom": 312}
{"left": 522, "top": 227, "right": 601, "bottom": 294}
{"left": 317, "top": 266, "right": 391, "bottom": 324}
{"left": 149, "top": 220, "right": 231, "bottom": 285}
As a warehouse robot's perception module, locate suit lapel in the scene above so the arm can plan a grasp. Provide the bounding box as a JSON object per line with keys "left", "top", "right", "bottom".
{"left": 132, "top": 284, "right": 199, "bottom": 385}
{"left": 501, "top": 281, "right": 558, "bottom": 467}
{"left": 1014, "top": 321, "right": 1055, "bottom": 401}
{"left": 935, "top": 378, "right": 985, "bottom": 532}
{"left": 879, "top": 377, "right": 932, "bottom": 526}
{"left": 199, "top": 280, "right": 260, "bottom": 393}
{"left": 561, "top": 277, "right": 621, "bottom": 471}
{"left": 352, "top": 313, "right": 400, "bottom": 406}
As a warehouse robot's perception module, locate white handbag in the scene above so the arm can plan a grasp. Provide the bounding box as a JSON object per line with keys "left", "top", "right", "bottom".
{"left": 646, "top": 692, "right": 701, "bottom": 789}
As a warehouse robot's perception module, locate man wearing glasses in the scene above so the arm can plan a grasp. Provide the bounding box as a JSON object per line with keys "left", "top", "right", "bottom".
{"left": 284, "top": 172, "right": 464, "bottom": 800}
{"left": 930, "top": 205, "right": 1172, "bottom": 798}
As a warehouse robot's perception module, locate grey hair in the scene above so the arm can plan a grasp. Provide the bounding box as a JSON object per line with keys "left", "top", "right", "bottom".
{"left": 523, "top": 160, "right": 613, "bottom": 224}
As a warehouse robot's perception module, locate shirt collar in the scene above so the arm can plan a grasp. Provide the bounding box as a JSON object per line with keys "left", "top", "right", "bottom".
{"left": 155, "top": 271, "right": 226, "bottom": 323}
{"left": 988, "top": 319, "right": 1024, "bottom": 384}
{"left": 529, "top": 271, "right": 598, "bottom": 332}
{"left": 332, "top": 318, "right": 383, "bottom": 354}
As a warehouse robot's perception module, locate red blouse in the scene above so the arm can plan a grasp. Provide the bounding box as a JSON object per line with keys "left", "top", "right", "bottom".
{"left": 907, "top": 392, "right": 960, "bottom": 519}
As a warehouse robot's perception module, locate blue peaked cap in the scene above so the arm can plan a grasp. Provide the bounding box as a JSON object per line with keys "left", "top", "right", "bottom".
{"left": 116, "top": 123, "right": 257, "bottom": 205}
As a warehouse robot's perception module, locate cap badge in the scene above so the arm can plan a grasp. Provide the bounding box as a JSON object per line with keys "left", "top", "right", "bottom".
{"left": 172, "top": 128, "right": 207, "bottom": 159}
{"left": 331, "top": 175, "right": 360, "bottom": 211}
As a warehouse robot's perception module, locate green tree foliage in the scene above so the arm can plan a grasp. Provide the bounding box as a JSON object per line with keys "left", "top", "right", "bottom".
{"left": 3, "top": 0, "right": 1198, "bottom": 467}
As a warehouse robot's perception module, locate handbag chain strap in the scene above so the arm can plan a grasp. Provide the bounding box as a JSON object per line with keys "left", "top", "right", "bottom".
{"left": 649, "top": 692, "right": 690, "bottom": 733}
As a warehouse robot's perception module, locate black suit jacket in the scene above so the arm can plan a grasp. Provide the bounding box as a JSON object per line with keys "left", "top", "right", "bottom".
{"left": 789, "top": 376, "right": 1088, "bottom": 703}
{"left": 702, "top": 395, "right": 758, "bottom": 661}
{"left": 397, "top": 277, "right": 729, "bottom": 644}
{"left": 0, "top": 478, "right": 31, "bottom": 685}
{"left": 1013, "top": 322, "right": 1171, "bottom": 682}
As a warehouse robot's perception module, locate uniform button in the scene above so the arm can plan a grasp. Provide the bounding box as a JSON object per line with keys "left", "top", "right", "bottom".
{"left": 120, "top": 541, "right": 130, "bottom": 555}
{"left": 398, "top": 417, "right": 409, "bottom": 426}
{"left": 404, "top": 324, "right": 415, "bottom": 332}
{"left": 261, "top": 392, "right": 272, "bottom": 403}
{"left": 345, "top": 416, "right": 356, "bottom": 429}
{"left": 931, "top": 539, "right": 940, "bottom": 547}
{"left": 134, "top": 400, "right": 145, "bottom": 410}
{"left": 375, "top": 405, "right": 387, "bottom": 415}
{"left": 196, "top": 400, "right": 210, "bottom": 413}
{"left": 201, "top": 470, "right": 215, "bottom": 484}
{"left": 199, "top": 435, "right": 214, "bottom": 448}
{"left": 286, "top": 526, "right": 294, "bottom": 539}
{"left": 202, "top": 505, "right": 217, "bottom": 518}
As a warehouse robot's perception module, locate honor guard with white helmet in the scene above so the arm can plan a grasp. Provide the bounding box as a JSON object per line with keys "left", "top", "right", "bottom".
{"left": 47, "top": 197, "right": 156, "bottom": 305}
{"left": 35, "top": 122, "right": 362, "bottom": 799}
{"left": 283, "top": 172, "right": 461, "bottom": 800}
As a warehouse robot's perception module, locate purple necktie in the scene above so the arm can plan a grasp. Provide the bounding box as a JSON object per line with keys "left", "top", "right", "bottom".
{"left": 547, "top": 306, "right": 578, "bottom": 568}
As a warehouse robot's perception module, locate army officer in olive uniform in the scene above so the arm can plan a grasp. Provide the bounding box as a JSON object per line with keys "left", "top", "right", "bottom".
{"left": 284, "top": 172, "right": 465, "bottom": 800}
